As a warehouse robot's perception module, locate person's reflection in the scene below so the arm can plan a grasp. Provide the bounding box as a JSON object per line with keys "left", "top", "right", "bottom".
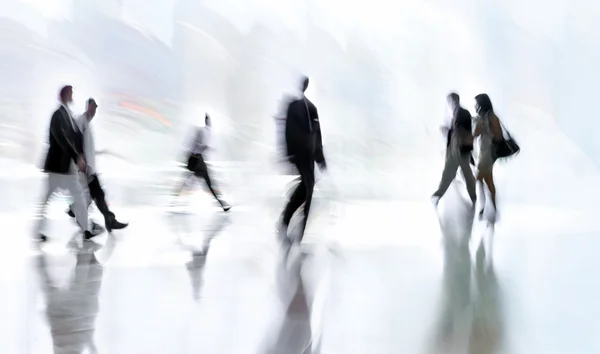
{"left": 429, "top": 230, "right": 473, "bottom": 353}
{"left": 36, "top": 236, "right": 116, "bottom": 354}
{"left": 186, "top": 251, "right": 208, "bottom": 302}
{"left": 467, "top": 241, "right": 504, "bottom": 354}
{"left": 167, "top": 206, "right": 230, "bottom": 255}
{"left": 264, "top": 251, "right": 318, "bottom": 354}
{"left": 429, "top": 199, "right": 504, "bottom": 354}
{"left": 183, "top": 213, "right": 230, "bottom": 301}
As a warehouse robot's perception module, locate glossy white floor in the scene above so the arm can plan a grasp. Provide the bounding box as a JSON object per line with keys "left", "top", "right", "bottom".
{"left": 1, "top": 182, "right": 600, "bottom": 354}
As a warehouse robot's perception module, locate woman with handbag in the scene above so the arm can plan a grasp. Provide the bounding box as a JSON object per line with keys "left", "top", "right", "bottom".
{"left": 473, "top": 94, "right": 504, "bottom": 220}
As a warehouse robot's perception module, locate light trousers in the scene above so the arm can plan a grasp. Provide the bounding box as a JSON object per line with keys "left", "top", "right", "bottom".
{"left": 37, "top": 172, "right": 90, "bottom": 234}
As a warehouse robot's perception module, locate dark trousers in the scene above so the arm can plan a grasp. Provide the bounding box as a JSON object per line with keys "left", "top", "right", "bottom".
{"left": 282, "top": 157, "right": 315, "bottom": 241}
{"left": 70, "top": 174, "right": 114, "bottom": 224}
{"left": 88, "top": 175, "right": 114, "bottom": 221}
{"left": 186, "top": 154, "right": 225, "bottom": 207}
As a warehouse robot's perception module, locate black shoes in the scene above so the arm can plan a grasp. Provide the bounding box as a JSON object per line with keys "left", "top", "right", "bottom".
{"left": 108, "top": 220, "right": 128, "bottom": 232}
{"left": 105, "top": 214, "right": 128, "bottom": 232}
{"left": 84, "top": 225, "right": 104, "bottom": 240}
{"left": 68, "top": 209, "right": 128, "bottom": 233}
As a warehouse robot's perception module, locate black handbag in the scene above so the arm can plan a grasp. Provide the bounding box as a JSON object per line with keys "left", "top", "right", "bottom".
{"left": 493, "top": 120, "right": 520, "bottom": 159}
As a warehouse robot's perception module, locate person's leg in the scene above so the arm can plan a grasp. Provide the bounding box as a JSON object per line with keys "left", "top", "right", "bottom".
{"left": 294, "top": 160, "right": 315, "bottom": 241}
{"left": 88, "top": 175, "right": 112, "bottom": 218}
{"left": 482, "top": 171, "right": 497, "bottom": 210}
{"left": 432, "top": 151, "right": 460, "bottom": 203}
{"left": 282, "top": 177, "right": 307, "bottom": 228}
{"left": 476, "top": 175, "right": 486, "bottom": 218}
{"left": 88, "top": 174, "right": 128, "bottom": 231}
{"left": 458, "top": 154, "right": 477, "bottom": 205}
{"left": 64, "top": 173, "right": 91, "bottom": 234}
{"left": 69, "top": 172, "right": 92, "bottom": 216}
{"left": 172, "top": 155, "right": 199, "bottom": 197}
{"left": 194, "top": 155, "right": 229, "bottom": 210}
{"left": 35, "top": 174, "right": 59, "bottom": 237}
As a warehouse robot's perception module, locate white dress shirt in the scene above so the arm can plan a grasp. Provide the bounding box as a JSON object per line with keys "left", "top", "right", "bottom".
{"left": 190, "top": 126, "right": 211, "bottom": 155}
{"left": 75, "top": 113, "right": 96, "bottom": 175}
{"left": 60, "top": 103, "right": 80, "bottom": 174}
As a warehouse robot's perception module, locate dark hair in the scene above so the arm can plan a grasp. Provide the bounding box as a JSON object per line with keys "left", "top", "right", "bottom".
{"left": 448, "top": 92, "right": 460, "bottom": 104}
{"left": 301, "top": 76, "right": 309, "bottom": 92}
{"left": 59, "top": 85, "right": 72, "bottom": 101}
{"left": 475, "top": 93, "right": 493, "bottom": 114}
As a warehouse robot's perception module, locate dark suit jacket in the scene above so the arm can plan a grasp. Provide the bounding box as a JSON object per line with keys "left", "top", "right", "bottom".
{"left": 43, "top": 106, "right": 84, "bottom": 174}
{"left": 446, "top": 107, "right": 473, "bottom": 153}
{"left": 284, "top": 96, "right": 326, "bottom": 167}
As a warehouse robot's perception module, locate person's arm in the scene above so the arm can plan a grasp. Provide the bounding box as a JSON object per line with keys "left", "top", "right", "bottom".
{"left": 312, "top": 107, "right": 327, "bottom": 170}
{"left": 49, "top": 111, "right": 81, "bottom": 164}
{"left": 315, "top": 123, "right": 326, "bottom": 170}
{"left": 285, "top": 102, "right": 299, "bottom": 161}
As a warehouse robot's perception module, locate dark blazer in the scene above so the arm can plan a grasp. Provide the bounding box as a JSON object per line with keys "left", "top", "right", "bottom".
{"left": 284, "top": 96, "right": 326, "bottom": 167}
{"left": 446, "top": 107, "right": 473, "bottom": 147}
{"left": 43, "top": 106, "right": 84, "bottom": 174}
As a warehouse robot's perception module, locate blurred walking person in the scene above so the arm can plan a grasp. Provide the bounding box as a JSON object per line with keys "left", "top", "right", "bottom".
{"left": 35, "top": 86, "right": 102, "bottom": 241}
{"left": 432, "top": 93, "right": 477, "bottom": 208}
{"left": 473, "top": 93, "right": 504, "bottom": 221}
{"left": 278, "top": 77, "right": 327, "bottom": 250}
{"left": 66, "top": 98, "right": 128, "bottom": 232}
{"left": 171, "top": 113, "right": 231, "bottom": 212}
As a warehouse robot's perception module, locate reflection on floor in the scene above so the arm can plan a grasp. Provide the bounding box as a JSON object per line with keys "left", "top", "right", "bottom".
{"left": 1, "top": 183, "right": 600, "bottom": 354}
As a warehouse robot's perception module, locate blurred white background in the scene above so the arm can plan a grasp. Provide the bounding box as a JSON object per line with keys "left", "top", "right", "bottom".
{"left": 0, "top": 0, "right": 598, "bottom": 208}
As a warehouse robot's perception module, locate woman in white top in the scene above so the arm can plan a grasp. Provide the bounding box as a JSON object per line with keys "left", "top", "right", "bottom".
{"left": 473, "top": 93, "right": 504, "bottom": 219}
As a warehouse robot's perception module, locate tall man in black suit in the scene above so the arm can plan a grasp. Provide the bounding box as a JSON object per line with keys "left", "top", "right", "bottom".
{"left": 36, "top": 86, "right": 102, "bottom": 241}
{"left": 278, "top": 77, "right": 327, "bottom": 247}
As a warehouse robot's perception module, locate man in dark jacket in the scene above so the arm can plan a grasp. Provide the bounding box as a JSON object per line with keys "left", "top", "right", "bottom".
{"left": 36, "top": 86, "right": 102, "bottom": 241}
{"left": 432, "top": 92, "right": 477, "bottom": 207}
{"left": 279, "top": 77, "right": 327, "bottom": 246}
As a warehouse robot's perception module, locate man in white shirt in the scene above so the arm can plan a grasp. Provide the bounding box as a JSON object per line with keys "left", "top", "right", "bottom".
{"left": 172, "top": 113, "right": 231, "bottom": 212}
{"left": 67, "top": 98, "right": 128, "bottom": 232}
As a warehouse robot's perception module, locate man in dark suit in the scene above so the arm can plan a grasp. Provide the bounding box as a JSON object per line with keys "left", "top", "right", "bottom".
{"left": 36, "top": 86, "right": 102, "bottom": 241}
{"left": 278, "top": 77, "right": 327, "bottom": 246}
{"left": 432, "top": 92, "right": 477, "bottom": 207}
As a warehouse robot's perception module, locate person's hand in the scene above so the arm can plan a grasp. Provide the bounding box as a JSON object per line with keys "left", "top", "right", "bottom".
{"left": 440, "top": 125, "right": 450, "bottom": 134}
{"left": 77, "top": 155, "right": 87, "bottom": 173}
{"left": 318, "top": 162, "right": 327, "bottom": 172}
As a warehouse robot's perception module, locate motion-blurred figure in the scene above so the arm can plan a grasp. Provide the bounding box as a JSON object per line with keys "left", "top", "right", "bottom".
{"left": 473, "top": 94, "right": 504, "bottom": 222}
{"left": 432, "top": 93, "right": 477, "bottom": 208}
{"left": 265, "top": 251, "right": 317, "bottom": 354}
{"left": 36, "top": 241, "right": 108, "bottom": 354}
{"left": 278, "top": 77, "right": 327, "bottom": 250}
{"left": 172, "top": 113, "right": 231, "bottom": 212}
{"left": 66, "top": 98, "right": 128, "bottom": 232}
{"left": 36, "top": 86, "right": 102, "bottom": 241}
